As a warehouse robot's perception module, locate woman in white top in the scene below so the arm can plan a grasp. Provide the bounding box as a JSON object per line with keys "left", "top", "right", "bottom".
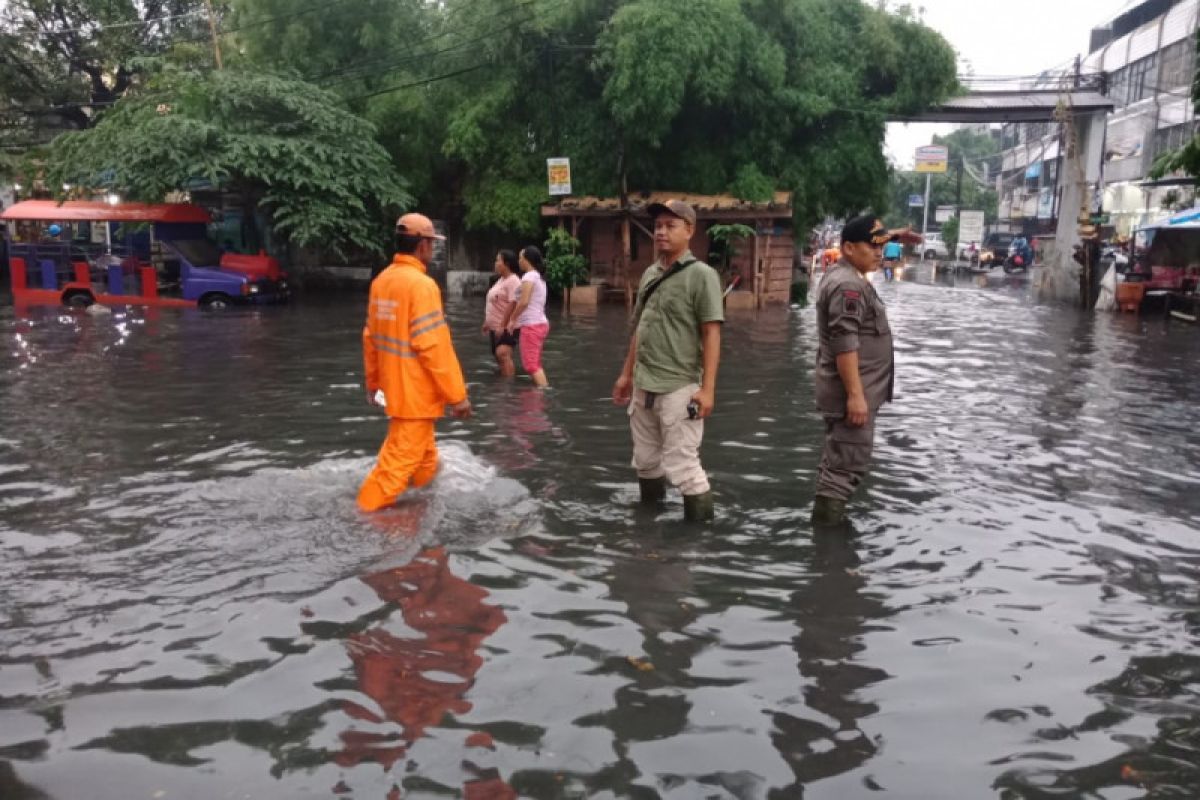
{"left": 481, "top": 249, "right": 522, "bottom": 376}
{"left": 503, "top": 245, "right": 550, "bottom": 388}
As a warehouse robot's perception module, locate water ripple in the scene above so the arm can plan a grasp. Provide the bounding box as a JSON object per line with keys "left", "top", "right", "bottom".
{"left": 2, "top": 273, "right": 1199, "bottom": 798}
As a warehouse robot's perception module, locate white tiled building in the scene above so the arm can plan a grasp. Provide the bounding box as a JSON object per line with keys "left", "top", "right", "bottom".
{"left": 997, "top": 0, "right": 1198, "bottom": 237}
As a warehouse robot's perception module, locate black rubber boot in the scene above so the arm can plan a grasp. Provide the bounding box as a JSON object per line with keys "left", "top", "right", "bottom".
{"left": 639, "top": 477, "right": 667, "bottom": 506}
{"left": 683, "top": 491, "right": 714, "bottom": 522}
{"left": 811, "top": 495, "right": 847, "bottom": 527}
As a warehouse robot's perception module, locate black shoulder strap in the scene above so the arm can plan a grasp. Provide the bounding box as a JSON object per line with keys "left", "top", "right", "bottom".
{"left": 637, "top": 258, "right": 697, "bottom": 312}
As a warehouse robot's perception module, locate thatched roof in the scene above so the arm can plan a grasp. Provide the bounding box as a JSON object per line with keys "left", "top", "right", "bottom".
{"left": 543, "top": 191, "right": 793, "bottom": 220}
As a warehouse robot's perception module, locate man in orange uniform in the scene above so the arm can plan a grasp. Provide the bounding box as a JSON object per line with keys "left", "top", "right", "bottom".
{"left": 358, "top": 213, "right": 472, "bottom": 512}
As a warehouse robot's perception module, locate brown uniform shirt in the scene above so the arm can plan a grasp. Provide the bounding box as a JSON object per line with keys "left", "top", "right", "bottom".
{"left": 814, "top": 261, "right": 894, "bottom": 414}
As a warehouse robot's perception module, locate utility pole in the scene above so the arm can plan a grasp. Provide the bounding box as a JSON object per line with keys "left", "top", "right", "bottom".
{"left": 955, "top": 157, "right": 964, "bottom": 209}
{"left": 204, "top": 0, "right": 223, "bottom": 70}
{"left": 921, "top": 173, "right": 931, "bottom": 250}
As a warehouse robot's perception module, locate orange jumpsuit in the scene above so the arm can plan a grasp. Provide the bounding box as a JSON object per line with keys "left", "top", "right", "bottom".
{"left": 358, "top": 254, "right": 467, "bottom": 511}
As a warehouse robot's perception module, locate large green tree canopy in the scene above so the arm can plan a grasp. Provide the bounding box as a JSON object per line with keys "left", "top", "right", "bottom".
{"left": 8, "top": 0, "right": 959, "bottom": 253}
{"left": 0, "top": 0, "right": 213, "bottom": 136}
{"left": 433, "top": 0, "right": 958, "bottom": 233}
{"left": 46, "top": 68, "right": 410, "bottom": 254}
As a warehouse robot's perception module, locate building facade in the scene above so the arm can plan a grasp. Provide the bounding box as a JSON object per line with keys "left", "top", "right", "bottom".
{"left": 997, "top": 0, "right": 1198, "bottom": 238}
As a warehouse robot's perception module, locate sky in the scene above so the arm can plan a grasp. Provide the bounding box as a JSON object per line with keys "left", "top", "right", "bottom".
{"left": 885, "top": 0, "right": 1143, "bottom": 167}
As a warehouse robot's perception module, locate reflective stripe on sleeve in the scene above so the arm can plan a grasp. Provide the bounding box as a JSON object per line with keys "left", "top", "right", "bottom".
{"left": 410, "top": 318, "right": 447, "bottom": 339}
{"left": 409, "top": 309, "right": 442, "bottom": 329}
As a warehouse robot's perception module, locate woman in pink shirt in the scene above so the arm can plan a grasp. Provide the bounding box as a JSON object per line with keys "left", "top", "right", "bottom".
{"left": 482, "top": 250, "right": 521, "bottom": 376}
{"left": 504, "top": 245, "right": 550, "bottom": 388}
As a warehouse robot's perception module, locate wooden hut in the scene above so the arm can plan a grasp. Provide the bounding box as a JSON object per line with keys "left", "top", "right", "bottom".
{"left": 541, "top": 191, "right": 794, "bottom": 309}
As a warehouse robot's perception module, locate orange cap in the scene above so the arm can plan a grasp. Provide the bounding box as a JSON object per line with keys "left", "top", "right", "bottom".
{"left": 395, "top": 212, "right": 445, "bottom": 241}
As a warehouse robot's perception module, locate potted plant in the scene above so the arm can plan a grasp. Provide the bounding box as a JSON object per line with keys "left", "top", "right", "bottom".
{"left": 544, "top": 227, "right": 590, "bottom": 310}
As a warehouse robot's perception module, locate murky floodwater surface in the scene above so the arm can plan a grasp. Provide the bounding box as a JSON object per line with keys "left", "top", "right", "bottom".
{"left": 2, "top": 266, "right": 1199, "bottom": 799}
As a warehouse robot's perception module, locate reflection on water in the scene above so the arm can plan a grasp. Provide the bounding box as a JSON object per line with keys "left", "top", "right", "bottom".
{"left": 2, "top": 272, "right": 1200, "bottom": 798}
{"left": 338, "top": 546, "right": 513, "bottom": 798}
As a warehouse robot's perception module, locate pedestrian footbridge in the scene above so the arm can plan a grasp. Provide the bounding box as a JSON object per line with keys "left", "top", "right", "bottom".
{"left": 893, "top": 89, "right": 1113, "bottom": 124}
{"left": 892, "top": 83, "right": 1115, "bottom": 307}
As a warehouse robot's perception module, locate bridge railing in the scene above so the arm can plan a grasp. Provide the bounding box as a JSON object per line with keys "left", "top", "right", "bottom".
{"left": 959, "top": 72, "right": 1107, "bottom": 95}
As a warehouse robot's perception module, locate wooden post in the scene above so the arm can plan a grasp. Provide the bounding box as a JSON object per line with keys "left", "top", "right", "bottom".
{"left": 764, "top": 230, "right": 774, "bottom": 307}
{"left": 621, "top": 214, "right": 632, "bottom": 308}
{"left": 618, "top": 144, "right": 633, "bottom": 308}
{"left": 752, "top": 223, "right": 762, "bottom": 309}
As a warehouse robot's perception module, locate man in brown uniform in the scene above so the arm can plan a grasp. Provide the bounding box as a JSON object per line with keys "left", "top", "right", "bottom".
{"left": 812, "top": 215, "right": 895, "bottom": 526}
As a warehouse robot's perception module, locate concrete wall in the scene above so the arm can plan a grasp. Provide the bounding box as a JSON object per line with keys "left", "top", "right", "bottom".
{"left": 446, "top": 270, "right": 494, "bottom": 298}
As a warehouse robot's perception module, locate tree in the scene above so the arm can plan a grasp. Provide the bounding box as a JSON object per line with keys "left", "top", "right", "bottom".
{"left": 0, "top": 0, "right": 215, "bottom": 136}
{"left": 46, "top": 67, "right": 411, "bottom": 255}
{"left": 707, "top": 223, "right": 756, "bottom": 284}
{"left": 438, "top": 0, "right": 958, "bottom": 234}
{"left": 543, "top": 226, "right": 588, "bottom": 296}
{"left": 1149, "top": 27, "right": 1200, "bottom": 183}
{"left": 885, "top": 128, "right": 1000, "bottom": 229}
{"left": 940, "top": 215, "right": 959, "bottom": 254}
{"left": 225, "top": 0, "right": 448, "bottom": 207}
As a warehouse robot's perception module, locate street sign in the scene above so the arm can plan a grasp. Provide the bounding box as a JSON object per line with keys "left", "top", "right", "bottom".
{"left": 915, "top": 145, "right": 949, "bottom": 174}
{"left": 908, "top": 194, "right": 925, "bottom": 207}
{"left": 935, "top": 205, "right": 956, "bottom": 223}
{"left": 547, "top": 157, "right": 572, "bottom": 196}
{"left": 958, "top": 210, "right": 984, "bottom": 246}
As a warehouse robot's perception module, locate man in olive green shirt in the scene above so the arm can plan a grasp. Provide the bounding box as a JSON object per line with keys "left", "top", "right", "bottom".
{"left": 612, "top": 199, "right": 724, "bottom": 521}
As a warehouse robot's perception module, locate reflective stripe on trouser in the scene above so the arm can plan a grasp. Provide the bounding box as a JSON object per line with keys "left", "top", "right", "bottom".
{"left": 357, "top": 418, "right": 439, "bottom": 512}
{"left": 628, "top": 383, "right": 709, "bottom": 496}
{"left": 816, "top": 415, "right": 876, "bottom": 502}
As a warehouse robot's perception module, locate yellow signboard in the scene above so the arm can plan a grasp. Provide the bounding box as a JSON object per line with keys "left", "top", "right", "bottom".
{"left": 547, "top": 157, "right": 572, "bottom": 196}
{"left": 914, "top": 145, "right": 949, "bottom": 174}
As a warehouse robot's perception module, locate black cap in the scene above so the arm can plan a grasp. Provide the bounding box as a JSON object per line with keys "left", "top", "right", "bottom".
{"left": 841, "top": 215, "right": 890, "bottom": 246}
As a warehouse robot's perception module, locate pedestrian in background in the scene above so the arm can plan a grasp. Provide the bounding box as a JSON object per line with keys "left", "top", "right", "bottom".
{"left": 882, "top": 238, "right": 902, "bottom": 281}
{"left": 482, "top": 249, "right": 521, "bottom": 376}
{"left": 504, "top": 245, "right": 550, "bottom": 388}
{"left": 822, "top": 244, "right": 841, "bottom": 272}
{"left": 811, "top": 214, "right": 894, "bottom": 526}
{"left": 358, "top": 213, "right": 472, "bottom": 512}
{"left": 612, "top": 200, "right": 723, "bottom": 522}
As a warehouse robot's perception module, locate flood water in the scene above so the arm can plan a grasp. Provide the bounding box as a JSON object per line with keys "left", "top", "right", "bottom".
{"left": 2, "top": 264, "right": 1199, "bottom": 800}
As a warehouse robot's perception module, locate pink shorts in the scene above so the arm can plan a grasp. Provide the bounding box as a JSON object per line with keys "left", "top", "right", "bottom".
{"left": 518, "top": 322, "right": 549, "bottom": 373}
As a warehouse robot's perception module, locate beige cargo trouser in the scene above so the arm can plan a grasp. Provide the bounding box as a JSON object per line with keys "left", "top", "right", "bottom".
{"left": 628, "top": 383, "right": 710, "bottom": 496}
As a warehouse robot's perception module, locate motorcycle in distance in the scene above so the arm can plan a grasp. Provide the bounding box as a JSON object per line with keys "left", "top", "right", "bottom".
{"left": 1003, "top": 236, "right": 1035, "bottom": 274}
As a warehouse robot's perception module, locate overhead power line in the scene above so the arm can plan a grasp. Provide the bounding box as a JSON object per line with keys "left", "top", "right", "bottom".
{"left": 312, "top": 0, "right": 552, "bottom": 85}
{"left": 7, "top": 8, "right": 205, "bottom": 37}
{"left": 353, "top": 63, "right": 491, "bottom": 100}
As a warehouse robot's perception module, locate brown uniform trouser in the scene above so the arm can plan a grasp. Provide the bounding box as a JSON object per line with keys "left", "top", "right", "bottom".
{"left": 816, "top": 415, "right": 876, "bottom": 502}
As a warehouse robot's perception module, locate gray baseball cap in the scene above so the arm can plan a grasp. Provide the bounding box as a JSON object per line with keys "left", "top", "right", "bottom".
{"left": 646, "top": 199, "right": 697, "bottom": 225}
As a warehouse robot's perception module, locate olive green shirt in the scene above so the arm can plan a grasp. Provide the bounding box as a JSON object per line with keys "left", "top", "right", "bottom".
{"left": 632, "top": 251, "right": 725, "bottom": 394}
{"left": 815, "top": 261, "right": 894, "bottom": 414}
